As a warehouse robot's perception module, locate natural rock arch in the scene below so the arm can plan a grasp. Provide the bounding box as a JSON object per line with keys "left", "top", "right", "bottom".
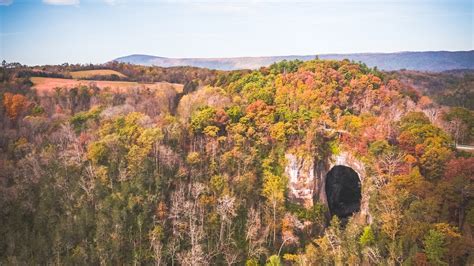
{"left": 286, "top": 151, "right": 371, "bottom": 224}
{"left": 325, "top": 165, "right": 361, "bottom": 220}
{"left": 317, "top": 152, "right": 371, "bottom": 223}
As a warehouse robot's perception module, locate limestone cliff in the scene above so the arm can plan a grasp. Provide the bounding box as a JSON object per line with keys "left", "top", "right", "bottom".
{"left": 285, "top": 151, "right": 372, "bottom": 224}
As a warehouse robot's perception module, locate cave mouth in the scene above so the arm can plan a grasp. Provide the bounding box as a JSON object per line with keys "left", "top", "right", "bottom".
{"left": 325, "top": 165, "right": 361, "bottom": 220}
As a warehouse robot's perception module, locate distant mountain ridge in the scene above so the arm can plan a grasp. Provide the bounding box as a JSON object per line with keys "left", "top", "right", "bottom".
{"left": 114, "top": 50, "right": 474, "bottom": 72}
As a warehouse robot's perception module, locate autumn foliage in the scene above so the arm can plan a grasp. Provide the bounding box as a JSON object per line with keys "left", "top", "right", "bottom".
{"left": 0, "top": 60, "right": 473, "bottom": 265}
{"left": 2, "top": 92, "right": 29, "bottom": 120}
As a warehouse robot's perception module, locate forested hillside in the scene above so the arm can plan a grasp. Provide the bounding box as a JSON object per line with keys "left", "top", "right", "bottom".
{"left": 115, "top": 50, "right": 474, "bottom": 71}
{"left": 388, "top": 69, "right": 474, "bottom": 111}
{"left": 0, "top": 59, "right": 473, "bottom": 265}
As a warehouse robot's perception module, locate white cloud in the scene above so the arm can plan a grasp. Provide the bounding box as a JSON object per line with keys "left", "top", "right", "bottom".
{"left": 43, "top": 0, "right": 80, "bottom": 5}
{"left": 103, "top": 0, "right": 116, "bottom": 5}
{"left": 0, "top": 0, "right": 13, "bottom": 6}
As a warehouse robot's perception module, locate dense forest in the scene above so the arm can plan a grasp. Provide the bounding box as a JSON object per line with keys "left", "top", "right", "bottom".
{"left": 0, "top": 59, "right": 473, "bottom": 265}
{"left": 386, "top": 69, "right": 474, "bottom": 111}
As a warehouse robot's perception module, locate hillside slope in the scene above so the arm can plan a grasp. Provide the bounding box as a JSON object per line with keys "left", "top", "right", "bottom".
{"left": 388, "top": 69, "right": 474, "bottom": 109}
{"left": 1, "top": 59, "right": 473, "bottom": 265}
{"left": 115, "top": 50, "right": 474, "bottom": 71}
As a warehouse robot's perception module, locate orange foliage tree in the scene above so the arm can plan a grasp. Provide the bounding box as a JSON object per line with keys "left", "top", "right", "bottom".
{"left": 3, "top": 92, "right": 29, "bottom": 120}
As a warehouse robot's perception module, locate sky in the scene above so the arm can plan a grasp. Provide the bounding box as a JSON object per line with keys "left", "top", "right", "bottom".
{"left": 0, "top": 0, "right": 472, "bottom": 65}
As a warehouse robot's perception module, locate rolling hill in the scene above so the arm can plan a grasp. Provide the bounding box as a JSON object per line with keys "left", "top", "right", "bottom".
{"left": 114, "top": 50, "right": 474, "bottom": 72}
{"left": 69, "top": 69, "right": 127, "bottom": 79}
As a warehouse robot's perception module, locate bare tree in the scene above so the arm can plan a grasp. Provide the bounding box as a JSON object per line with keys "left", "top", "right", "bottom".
{"left": 149, "top": 225, "right": 163, "bottom": 266}
{"left": 379, "top": 150, "right": 405, "bottom": 178}
{"left": 245, "top": 207, "right": 268, "bottom": 260}
{"left": 362, "top": 246, "right": 383, "bottom": 265}
{"left": 217, "top": 194, "right": 237, "bottom": 246}
{"left": 170, "top": 183, "right": 209, "bottom": 266}
{"left": 220, "top": 238, "right": 240, "bottom": 266}
{"left": 279, "top": 213, "right": 302, "bottom": 256}
{"left": 445, "top": 118, "right": 467, "bottom": 145}
{"left": 166, "top": 238, "right": 180, "bottom": 266}
{"left": 55, "top": 124, "right": 96, "bottom": 199}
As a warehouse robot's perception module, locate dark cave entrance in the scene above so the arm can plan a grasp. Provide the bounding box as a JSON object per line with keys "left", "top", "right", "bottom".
{"left": 325, "top": 165, "right": 361, "bottom": 220}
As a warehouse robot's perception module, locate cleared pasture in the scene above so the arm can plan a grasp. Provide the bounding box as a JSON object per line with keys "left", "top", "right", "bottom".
{"left": 70, "top": 69, "right": 127, "bottom": 79}
{"left": 30, "top": 77, "right": 184, "bottom": 95}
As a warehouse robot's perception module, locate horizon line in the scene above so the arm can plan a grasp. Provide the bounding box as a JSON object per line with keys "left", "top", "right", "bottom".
{"left": 7, "top": 49, "right": 473, "bottom": 67}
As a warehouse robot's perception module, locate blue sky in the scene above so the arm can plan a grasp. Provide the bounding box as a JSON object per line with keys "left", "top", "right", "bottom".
{"left": 0, "top": 0, "right": 472, "bottom": 65}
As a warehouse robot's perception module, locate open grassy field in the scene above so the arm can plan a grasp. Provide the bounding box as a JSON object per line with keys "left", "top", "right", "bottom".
{"left": 69, "top": 69, "right": 127, "bottom": 79}
{"left": 31, "top": 77, "right": 184, "bottom": 95}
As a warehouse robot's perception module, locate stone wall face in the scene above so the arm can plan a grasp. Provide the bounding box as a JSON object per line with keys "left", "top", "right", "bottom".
{"left": 285, "top": 154, "right": 315, "bottom": 208}
{"left": 285, "top": 151, "right": 372, "bottom": 224}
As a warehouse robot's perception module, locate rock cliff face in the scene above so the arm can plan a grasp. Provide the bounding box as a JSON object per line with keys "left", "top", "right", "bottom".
{"left": 285, "top": 151, "right": 371, "bottom": 223}
{"left": 285, "top": 154, "right": 315, "bottom": 208}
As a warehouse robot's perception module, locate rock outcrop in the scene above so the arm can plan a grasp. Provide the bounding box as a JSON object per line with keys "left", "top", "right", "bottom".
{"left": 285, "top": 151, "right": 372, "bottom": 224}
{"left": 285, "top": 154, "right": 315, "bottom": 208}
